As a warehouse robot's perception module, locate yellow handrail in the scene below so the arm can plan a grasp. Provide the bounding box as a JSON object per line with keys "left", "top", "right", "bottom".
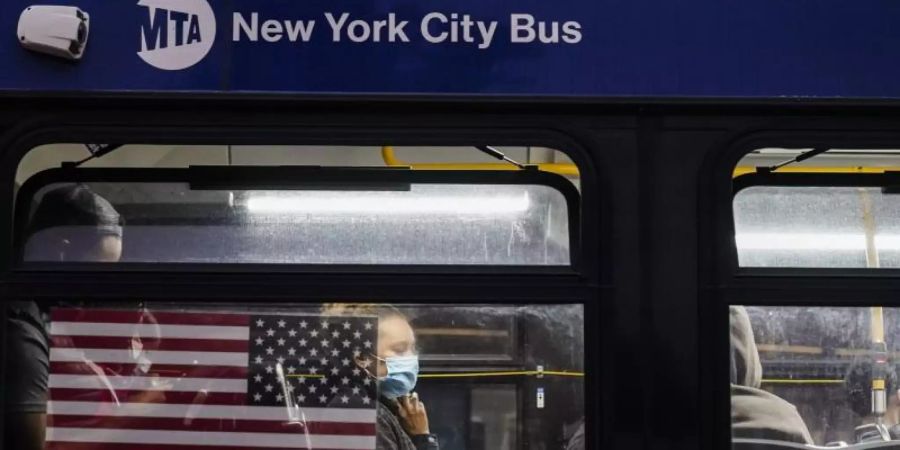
{"left": 286, "top": 370, "right": 584, "bottom": 379}
{"left": 382, "top": 146, "right": 900, "bottom": 178}
{"left": 761, "top": 379, "right": 844, "bottom": 385}
{"left": 732, "top": 166, "right": 900, "bottom": 177}
{"left": 381, "top": 146, "right": 581, "bottom": 177}
{"left": 419, "top": 370, "right": 584, "bottom": 379}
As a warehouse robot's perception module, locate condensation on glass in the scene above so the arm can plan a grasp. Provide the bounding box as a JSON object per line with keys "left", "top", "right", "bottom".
{"left": 22, "top": 181, "right": 571, "bottom": 265}
{"left": 734, "top": 186, "right": 900, "bottom": 268}
{"left": 729, "top": 305, "right": 900, "bottom": 448}
{"left": 3, "top": 302, "right": 583, "bottom": 450}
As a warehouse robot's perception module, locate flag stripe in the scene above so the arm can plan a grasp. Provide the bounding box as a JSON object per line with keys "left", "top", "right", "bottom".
{"left": 46, "top": 443, "right": 365, "bottom": 450}
{"left": 51, "top": 335, "right": 249, "bottom": 352}
{"left": 49, "top": 415, "right": 377, "bottom": 435}
{"left": 49, "top": 401, "right": 377, "bottom": 423}
{"left": 51, "top": 309, "right": 251, "bottom": 326}
{"left": 50, "top": 388, "right": 245, "bottom": 405}
{"left": 50, "top": 348, "right": 248, "bottom": 367}
{"left": 50, "top": 374, "right": 247, "bottom": 393}
{"left": 50, "top": 362, "right": 248, "bottom": 379}
{"left": 46, "top": 427, "right": 377, "bottom": 449}
{"left": 50, "top": 322, "right": 250, "bottom": 340}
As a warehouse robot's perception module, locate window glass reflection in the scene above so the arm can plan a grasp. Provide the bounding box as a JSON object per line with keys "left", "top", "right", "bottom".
{"left": 4, "top": 303, "right": 584, "bottom": 450}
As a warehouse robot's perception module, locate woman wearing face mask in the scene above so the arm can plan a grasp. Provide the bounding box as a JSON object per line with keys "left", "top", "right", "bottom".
{"left": 324, "top": 304, "right": 439, "bottom": 450}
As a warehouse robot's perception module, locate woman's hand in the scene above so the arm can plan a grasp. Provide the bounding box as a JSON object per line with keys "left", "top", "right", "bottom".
{"left": 397, "top": 392, "right": 430, "bottom": 435}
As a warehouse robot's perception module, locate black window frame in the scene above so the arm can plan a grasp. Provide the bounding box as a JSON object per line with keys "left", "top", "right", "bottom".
{"left": 705, "top": 132, "right": 900, "bottom": 450}
{"left": 0, "top": 116, "right": 602, "bottom": 450}
{"left": 0, "top": 125, "right": 599, "bottom": 279}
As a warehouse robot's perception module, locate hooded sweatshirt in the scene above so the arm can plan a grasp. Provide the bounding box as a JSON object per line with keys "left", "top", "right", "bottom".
{"left": 730, "top": 306, "right": 815, "bottom": 445}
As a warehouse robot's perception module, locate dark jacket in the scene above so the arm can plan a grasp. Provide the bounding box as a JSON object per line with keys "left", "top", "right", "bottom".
{"left": 730, "top": 306, "right": 815, "bottom": 445}
{"left": 4, "top": 301, "right": 50, "bottom": 413}
{"left": 377, "top": 397, "right": 439, "bottom": 450}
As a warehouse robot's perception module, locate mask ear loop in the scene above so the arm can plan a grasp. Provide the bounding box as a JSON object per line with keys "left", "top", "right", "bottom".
{"left": 356, "top": 354, "right": 382, "bottom": 402}
{"left": 359, "top": 353, "right": 381, "bottom": 380}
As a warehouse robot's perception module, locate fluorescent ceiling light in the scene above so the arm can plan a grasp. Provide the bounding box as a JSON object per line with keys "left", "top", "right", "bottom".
{"left": 736, "top": 233, "right": 900, "bottom": 251}
{"left": 754, "top": 148, "right": 810, "bottom": 155}
{"left": 737, "top": 233, "right": 864, "bottom": 251}
{"left": 246, "top": 193, "right": 531, "bottom": 215}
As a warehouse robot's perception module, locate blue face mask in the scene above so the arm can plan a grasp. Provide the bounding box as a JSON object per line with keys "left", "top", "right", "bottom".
{"left": 378, "top": 355, "right": 419, "bottom": 399}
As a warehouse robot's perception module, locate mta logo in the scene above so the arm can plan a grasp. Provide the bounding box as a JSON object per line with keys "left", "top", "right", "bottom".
{"left": 142, "top": 8, "right": 202, "bottom": 49}
{"left": 137, "top": 0, "right": 216, "bottom": 71}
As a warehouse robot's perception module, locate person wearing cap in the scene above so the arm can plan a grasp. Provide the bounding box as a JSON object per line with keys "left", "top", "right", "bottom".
{"left": 4, "top": 184, "right": 123, "bottom": 450}
{"left": 21, "top": 183, "right": 124, "bottom": 263}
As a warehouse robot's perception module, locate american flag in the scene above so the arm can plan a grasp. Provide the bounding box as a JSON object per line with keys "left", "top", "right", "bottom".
{"left": 45, "top": 308, "right": 378, "bottom": 450}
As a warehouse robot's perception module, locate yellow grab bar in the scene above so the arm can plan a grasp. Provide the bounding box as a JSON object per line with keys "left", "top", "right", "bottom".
{"left": 419, "top": 370, "right": 584, "bottom": 379}
{"left": 761, "top": 379, "right": 844, "bottom": 385}
{"left": 733, "top": 166, "right": 900, "bottom": 177}
{"left": 286, "top": 371, "right": 584, "bottom": 379}
{"left": 381, "top": 146, "right": 581, "bottom": 177}
{"left": 381, "top": 146, "right": 900, "bottom": 178}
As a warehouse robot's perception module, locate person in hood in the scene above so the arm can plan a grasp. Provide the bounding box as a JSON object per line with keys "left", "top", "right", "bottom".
{"left": 730, "top": 306, "right": 815, "bottom": 445}
{"left": 324, "top": 304, "right": 439, "bottom": 450}
{"left": 4, "top": 184, "right": 123, "bottom": 450}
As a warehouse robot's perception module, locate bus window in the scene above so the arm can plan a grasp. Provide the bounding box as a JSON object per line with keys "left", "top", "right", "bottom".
{"left": 729, "top": 305, "right": 900, "bottom": 448}
{"left": 15, "top": 145, "right": 579, "bottom": 267}
{"left": 4, "top": 302, "right": 584, "bottom": 450}
{"left": 733, "top": 148, "right": 900, "bottom": 268}
{"left": 6, "top": 143, "right": 585, "bottom": 450}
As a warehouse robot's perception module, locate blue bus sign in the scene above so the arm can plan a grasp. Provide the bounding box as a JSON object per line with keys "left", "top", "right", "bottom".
{"left": 2, "top": 0, "right": 900, "bottom": 98}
